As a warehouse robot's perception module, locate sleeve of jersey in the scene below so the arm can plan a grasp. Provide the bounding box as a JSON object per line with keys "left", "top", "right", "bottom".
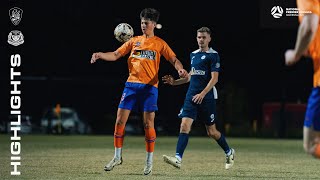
{"left": 210, "top": 53, "right": 221, "bottom": 72}
{"left": 297, "top": 0, "right": 320, "bottom": 17}
{"left": 160, "top": 41, "right": 176, "bottom": 61}
{"left": 116, "top": 39, "right": 133, "bottom": 57}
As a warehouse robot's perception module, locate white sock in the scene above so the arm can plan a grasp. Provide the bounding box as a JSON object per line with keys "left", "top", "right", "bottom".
{"left": 114, "top": 147, "right": 122, "bottom": 159}
{"left": 226, "top": 149, "right": 232, "bottom": 156}
{"left": 146, "top": 152, "right": 153, "bottom": 165}
{"left": 175, "top": 155, "right": 182, "bottom": 162}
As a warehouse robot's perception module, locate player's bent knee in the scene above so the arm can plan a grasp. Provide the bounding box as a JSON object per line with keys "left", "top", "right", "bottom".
{"left": 180, "top": 124, "right": 191, "bottom": 133}
{"left": 207, "top": 130, "right": 220, "bottom": 140}
{"left": 143, "top": 121, "right": 154, "bottom": 129}
{"left": 115, "top": 119, "right": 126, "bottom": 126}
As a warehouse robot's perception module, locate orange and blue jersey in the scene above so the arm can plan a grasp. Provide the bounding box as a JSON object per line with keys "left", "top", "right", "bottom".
{"left": 116, "top": 35, "right": 176, "bottom": 88}
{"left": 297, "top": 0, "right": 320, "bottom": 87}
{"left": 116, "top": 35, "right": 176, "bottom": 112}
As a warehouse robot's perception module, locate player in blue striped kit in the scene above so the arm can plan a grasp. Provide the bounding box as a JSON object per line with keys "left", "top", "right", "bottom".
{"left": 162, "top": 27, "right": 235, "bottom": 169}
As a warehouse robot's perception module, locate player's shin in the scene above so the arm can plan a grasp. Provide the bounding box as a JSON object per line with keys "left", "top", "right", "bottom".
{"left": 144, "top": 127, "right": 156, "bottom": 164}
{"left": 216, "top": 134, "right": 231, "bottom": 155}
{"left": 175, "top": 133, "right": 189, "bottom": 161}
{"left": 114, "top": 124, "right": 125, "bottom": 159}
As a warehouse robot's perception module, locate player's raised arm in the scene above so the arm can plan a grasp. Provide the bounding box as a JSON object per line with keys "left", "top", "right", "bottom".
{"left": 90, "top": 51, "right": 122, "bottom": 64}
{"left": 162, "top": 74, "right": 190, "bottom": 86}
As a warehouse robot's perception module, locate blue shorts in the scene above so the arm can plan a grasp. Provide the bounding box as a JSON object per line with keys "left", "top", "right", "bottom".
{"left": 178, "top": 97, "right": 216, "bottom": 126}
{"left": 118, "top": 82, "right": 158, "bottom": 112}
{"left": 304, "top": 87, "right": 320, "bottom": 131}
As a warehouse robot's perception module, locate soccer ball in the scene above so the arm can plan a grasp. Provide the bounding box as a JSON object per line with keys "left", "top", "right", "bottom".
{"left": 114, "top": 23, "right": 134, "bottom": 43}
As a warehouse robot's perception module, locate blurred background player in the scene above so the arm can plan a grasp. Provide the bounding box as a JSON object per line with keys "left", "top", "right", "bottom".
{"left": 284, "top": 0, "right": 320, "bottom": 158}
{"left": 162, "top": 27, "right": 235, "bottom": 169}
{"left": 90, "top": 8, "right": 188, "bottom": 175}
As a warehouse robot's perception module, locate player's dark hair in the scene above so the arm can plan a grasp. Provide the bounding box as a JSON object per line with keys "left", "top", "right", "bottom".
{"left": 140, "top": 8, "right": 160, "bottom": 23}
{"left": 197, "top": 27, "right": 212, "bottom": 36}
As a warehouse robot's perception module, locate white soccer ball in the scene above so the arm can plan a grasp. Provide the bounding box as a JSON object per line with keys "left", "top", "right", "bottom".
{"left": 114, "top": 23, "right": 134, "bottom": 43}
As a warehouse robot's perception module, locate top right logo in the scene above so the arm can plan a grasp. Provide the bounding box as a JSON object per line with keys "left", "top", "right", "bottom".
{"left": 271, "top": 6, "right": 283, "bottom": 18}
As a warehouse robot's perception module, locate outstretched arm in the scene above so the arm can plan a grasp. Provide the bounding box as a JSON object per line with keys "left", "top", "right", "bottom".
{"left": 192, "top": 72, "right": 219, "bottom": 104}
{"left": 90, "top": 51, "right": 122, "bottom": 64}
{"left": 162, "top": 74, "right": 190, "bottom": 86}
{"left": 168, "top": 57, "right": 188, "bottom": 78}
{"left": 285, "top": 14, "right": 319, "bottom": 66}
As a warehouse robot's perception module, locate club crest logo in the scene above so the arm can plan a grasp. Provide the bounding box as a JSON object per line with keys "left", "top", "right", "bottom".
{"left": 8, "top": 30, "right": 24, "bottom": 46}
{"left": 9, "top": 7, "right": 23, "bottom": 26}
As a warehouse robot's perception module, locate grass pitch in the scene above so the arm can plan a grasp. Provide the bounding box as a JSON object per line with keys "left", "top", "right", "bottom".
{"left": 0, "top": 135, "right": 320, "bottom": 180}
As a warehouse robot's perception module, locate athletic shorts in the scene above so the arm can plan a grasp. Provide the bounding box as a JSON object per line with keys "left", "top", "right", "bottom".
{"left": 118, "top": 82, "right": 158, "bottom": 112}
{"left": 178, "top": 97, "right": 216, "bottom": 126}
{"left": 304, "top": 87, "right": 320, "bottom": 131}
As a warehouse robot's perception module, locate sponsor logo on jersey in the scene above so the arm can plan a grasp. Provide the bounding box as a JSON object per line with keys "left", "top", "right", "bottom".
{"left": 190, "top": 67, "right": 205, "bottom": 75}
{"left": 132, "top": 50, "right": 156, "bottom": 60}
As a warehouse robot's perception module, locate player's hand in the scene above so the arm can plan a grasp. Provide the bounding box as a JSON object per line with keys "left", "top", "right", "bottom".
{"left": 162, "top": 75, "right": 175, "bottom": 85}
{"left": 178, "top": 69, "right": 188, "bottom": 78}
{"left": 192, "top": 93, "right": 205, "bottom": 104}
{"left": 284, "top": 49, "right": 299, "bottom": 66}
{"left": 90, "top": 52, "right": 101, "bottom": 64}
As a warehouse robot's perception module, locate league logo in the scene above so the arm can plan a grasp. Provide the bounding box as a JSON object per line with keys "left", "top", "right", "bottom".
{"left": 271, "top": 6, "right": 283, "bottom": 19}
{"left": 8, "top": 30, "right": 24, "bottom": 46}
{"left": 9, "top": 7, "right": 23, "bottom": 26}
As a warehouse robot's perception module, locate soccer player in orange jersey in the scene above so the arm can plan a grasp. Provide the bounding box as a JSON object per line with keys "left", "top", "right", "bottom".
{"left": 285, "top": 0, "right": 320, "bottom": 159}
{"left": 90, "top": 8, "right": 188, "bottom": 175}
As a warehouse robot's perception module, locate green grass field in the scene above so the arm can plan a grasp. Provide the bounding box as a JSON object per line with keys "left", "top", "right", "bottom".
{"left": 1, "top": 135, "right": 320, "bottom": 180}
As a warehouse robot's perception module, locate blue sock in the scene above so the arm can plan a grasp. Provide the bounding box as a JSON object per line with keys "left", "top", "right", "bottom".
{"left": 175, "top": 133, "right": 189, "bottom": 160}
{"left": 216, "top": 134, "right": 230, "bottom": 154}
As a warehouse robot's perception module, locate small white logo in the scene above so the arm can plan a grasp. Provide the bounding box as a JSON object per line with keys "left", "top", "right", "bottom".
{"left": 178, "top": 108, "right": 183, "bottom": 116}
{"left": 120, "top": 93, "right": 126, "bottom": 102}
{"left": 210, "top": 114, "right": 215, "bottom": 122}
{"left": 271, "top": 6, "right": 283, "bottom": 18}
{"left": 215, "top": 62, "right": 220, "bottom": 68}
{"left": 8, "top": 30, "right": 24, "bottom": 46}
{"left": 9, "top": 7, "right": 23, "bottom": 26}
{"left": 191, "top": 56, "right": 195, "bottom": 64}
{"left": 201, "top": 55, "right": 206, "bottom": 60}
